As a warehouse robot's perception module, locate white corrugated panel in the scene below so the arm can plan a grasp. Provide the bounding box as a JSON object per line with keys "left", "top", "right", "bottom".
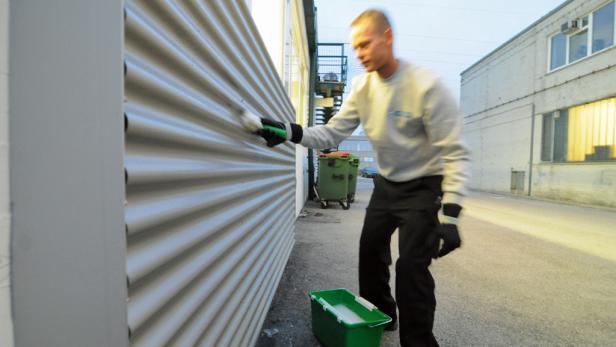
{"left": 124, "top": 1, "right": 296, "bottom": 346}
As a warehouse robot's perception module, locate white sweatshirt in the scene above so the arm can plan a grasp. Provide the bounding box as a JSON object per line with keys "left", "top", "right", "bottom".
{"left": 301, "top": 60, "right": 470, "bottom": 205}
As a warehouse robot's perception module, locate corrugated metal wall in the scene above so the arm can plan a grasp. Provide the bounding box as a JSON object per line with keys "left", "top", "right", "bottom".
{"left": 124, "top": 1, "right": 297, "bottom": 346}
{"left": 0, "top": 1, "right": 13, "bottom": 345}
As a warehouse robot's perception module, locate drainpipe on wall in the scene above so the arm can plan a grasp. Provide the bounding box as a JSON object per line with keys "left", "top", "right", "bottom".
{"left": 528, "top": 103, "right": 535, "bottom": 196}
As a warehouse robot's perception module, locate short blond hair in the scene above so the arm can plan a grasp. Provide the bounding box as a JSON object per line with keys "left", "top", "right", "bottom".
{"left": 351, "top": 9, "right": 391, "bottom": 33}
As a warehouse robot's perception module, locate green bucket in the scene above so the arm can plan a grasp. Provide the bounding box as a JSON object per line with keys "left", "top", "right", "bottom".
{"left": 309, "top": 288, "right": 392, "bottom": 347}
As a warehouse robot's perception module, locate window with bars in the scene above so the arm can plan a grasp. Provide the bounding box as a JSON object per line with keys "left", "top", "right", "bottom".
{"left": 541, "top": 97, "right": 616, "bottom": 162}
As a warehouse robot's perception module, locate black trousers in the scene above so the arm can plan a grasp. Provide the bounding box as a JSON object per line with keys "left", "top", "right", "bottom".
{"left": 359, "top": 175, "right": 442, "bottom": 347}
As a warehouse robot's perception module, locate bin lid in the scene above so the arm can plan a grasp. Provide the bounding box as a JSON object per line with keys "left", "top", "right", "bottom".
{"left": 319, "top": 151, "right": 350, "bottom": 158}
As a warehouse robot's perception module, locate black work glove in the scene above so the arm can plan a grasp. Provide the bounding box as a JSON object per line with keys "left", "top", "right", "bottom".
{"left": 258, "top": 118, "right": 303, "bottom": 147}
{"left": 433, "top": 203, "right": 462, "bottom": 258}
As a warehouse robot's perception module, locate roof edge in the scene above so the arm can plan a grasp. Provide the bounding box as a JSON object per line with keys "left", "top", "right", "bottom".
{"left": 461, "top": 0, "right": 575, "bottom": 76}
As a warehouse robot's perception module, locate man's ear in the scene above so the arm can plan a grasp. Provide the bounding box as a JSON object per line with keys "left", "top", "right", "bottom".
{"left": 384, "top": 27, "right": 393, "bottom": 45}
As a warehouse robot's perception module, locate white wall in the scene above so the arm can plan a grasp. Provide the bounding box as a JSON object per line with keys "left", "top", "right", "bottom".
{"left": 290, "top": 0, "right": 310, "bottom": 216}
{"left": 0, "top": 0, "right": 13, "bottom": 345}
{"left": 461, "top": 31, "right": 537, "bottom": 193}
{"left": 461, "top": 27, "right": 538, "bottom": 117}
{"left": 252, "top": 0, "right": 311, "bottom": 217}
{"left": 536, "top": 54, "right": 616, "bottom": 114}
{"left": 464, "top": 103, "right": 534, "bottom": 193}
{"left": 461, "top": 30, "right": 539, "bottom": 194}
{"left": 251, "top": 0, "right": 285, "bottom": 77}
{"left": 533, "top": 163, "right": 616, "bottom": 207}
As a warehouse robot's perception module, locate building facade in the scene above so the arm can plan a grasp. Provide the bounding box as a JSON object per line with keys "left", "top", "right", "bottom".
{"left": 461, "top": 0, "right": 616, "bottom": 208}
{"left": 338, "top": 135, "right": 376, "bottom": 170}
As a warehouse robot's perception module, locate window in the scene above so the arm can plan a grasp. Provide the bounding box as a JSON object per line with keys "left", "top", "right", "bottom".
{"left": 548, "top": 1, "right": 615, "bottom": 71}
{"left": 553, "top": 110, "right": 569, "bottom": 162}
{"left": 550, "top": 34, "right": 567, "bottom": 70}
{"left": 541, "top": 114, "right": 554, "bottom": 161}
{"left": 542, "top": 98, "right": 616, "bottom": 162}
{"left": 592, "top": 1, "right": 615, "bottom": 53}
{"left": 359, "top": 141, "right": 372, "bottom": 151}
{"left": 541, "top": 110, "right": 569, "bottom": 162}
{"left": 569, "top": 30, "right": 588, "bottom": 63}
{"left": 567, "top": 98, "right": 616, "bottom": 161}
{"left": 338, "top": 142, "right": 353, "bottom": 151}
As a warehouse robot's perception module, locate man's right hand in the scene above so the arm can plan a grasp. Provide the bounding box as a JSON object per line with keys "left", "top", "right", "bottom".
{"left": 259, "top": 118, "right": 287, "bottom": 147}
{"left": 258, "top": 118, "right": 303, "bottom": 147}
{"left": 433, "top": 203, "right": 463, "bottom": 258}
{"left": 434, "top": 223, "right": 461, "bottom": 258}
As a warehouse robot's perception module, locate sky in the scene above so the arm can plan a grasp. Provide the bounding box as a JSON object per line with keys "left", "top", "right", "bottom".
{"left": 314, "top": 0, "right": 566, "bottom": 100}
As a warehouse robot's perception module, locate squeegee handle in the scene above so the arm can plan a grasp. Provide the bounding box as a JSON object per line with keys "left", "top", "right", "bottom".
{"left": 262, "top": 125, "right": 287, "bottom": 139}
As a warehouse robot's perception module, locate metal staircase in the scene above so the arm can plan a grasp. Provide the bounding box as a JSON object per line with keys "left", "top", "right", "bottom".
{"left": 315, "top": 43, "right": 348, "bottom": 127}
{"left": 310, "top": 43, "right": 350, "bottom": 203}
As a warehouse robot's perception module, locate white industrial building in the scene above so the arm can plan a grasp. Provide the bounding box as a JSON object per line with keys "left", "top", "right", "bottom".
{"left": 338, "top": 135, "right": 376, "bottom": 170}
{"left": 461, "top": 0, "right": 616, "bottom": 208}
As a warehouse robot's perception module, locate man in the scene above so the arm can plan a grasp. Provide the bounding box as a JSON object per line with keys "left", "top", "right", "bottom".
{"left": 259, "top": 9, "right": 470, "bottom": 347}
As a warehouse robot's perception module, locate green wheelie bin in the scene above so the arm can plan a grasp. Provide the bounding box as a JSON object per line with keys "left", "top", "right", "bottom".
{"left": 317, "top": 152, "right": 351, "bottom": 209}
{"left": 347, "top": 154, "right": 359, "bottom": 203}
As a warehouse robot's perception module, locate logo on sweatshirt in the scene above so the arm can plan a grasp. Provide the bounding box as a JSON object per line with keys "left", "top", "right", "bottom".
{"left": 388, "top": 111, "right": 413, "bottom": 118}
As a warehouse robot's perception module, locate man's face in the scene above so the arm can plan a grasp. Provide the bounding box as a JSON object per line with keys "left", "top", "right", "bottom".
{"left": 351, "top": 21, "right": 392, "bottom": 72}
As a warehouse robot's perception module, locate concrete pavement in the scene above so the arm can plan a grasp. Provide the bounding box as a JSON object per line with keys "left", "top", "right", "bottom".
{"left": 256, "top": 178, "right": 616, "bottom": 346}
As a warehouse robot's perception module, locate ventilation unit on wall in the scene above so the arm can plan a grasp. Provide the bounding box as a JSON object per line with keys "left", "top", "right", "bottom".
{"left": 561, "top": 16, "right": 588, "bottom": 35}
{"left": 561, "top": 19, "right": 580, "bottom": 34}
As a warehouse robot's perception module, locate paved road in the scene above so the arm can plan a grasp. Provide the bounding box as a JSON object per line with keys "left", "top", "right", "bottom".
{"left": 257, "top": 179, "right": 616, "bottom": 346}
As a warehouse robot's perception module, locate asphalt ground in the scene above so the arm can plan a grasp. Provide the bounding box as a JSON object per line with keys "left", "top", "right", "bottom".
{"left": 256, "top": 178, "right": 616, "bottom": 346}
